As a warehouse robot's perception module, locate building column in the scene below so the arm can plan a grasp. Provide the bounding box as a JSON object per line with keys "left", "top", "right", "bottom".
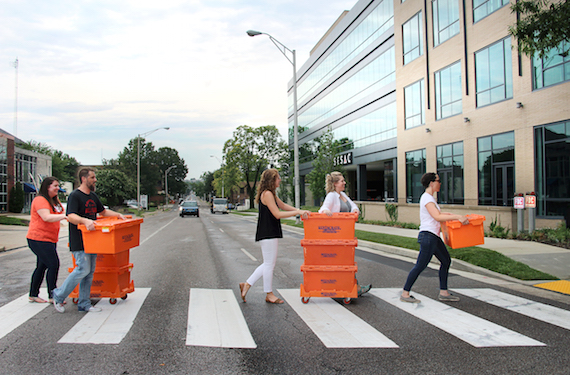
{"left": 357, "top": 164, "right": 367, "bottom": 201}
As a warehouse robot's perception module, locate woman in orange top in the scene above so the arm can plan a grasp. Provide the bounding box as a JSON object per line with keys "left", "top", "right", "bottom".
{"left": 26, "top": 177, "right": 67, "bottom": 303}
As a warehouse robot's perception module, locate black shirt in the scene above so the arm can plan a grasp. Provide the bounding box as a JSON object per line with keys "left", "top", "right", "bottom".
{"left": 66, "top": 189, "right": 104, "bottom": 251}
{"left": 255, "top": 197, "right": 283, "bottom": 242}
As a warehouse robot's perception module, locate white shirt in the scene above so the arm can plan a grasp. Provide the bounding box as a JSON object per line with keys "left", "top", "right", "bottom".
{"left": 419, "top": 192, "right": 440, "bottom": 236}
{"left": 318, "top": 191, "right": 359, "bottom": 213}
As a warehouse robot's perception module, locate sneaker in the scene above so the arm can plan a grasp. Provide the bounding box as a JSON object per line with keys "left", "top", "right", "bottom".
{"left": 400, "top": 295, "right": 421, "bottom": 303}
{"left": 358, "top": 284, "right": 372, "bottom": 296}
{"left": 438, "top": 293, "right": 460, "bottom": 302}
{"left": 53, "top": 299, "right": 65, "bottom": 313}
{"left": 78, "top": 305, "right": 102, "bottom": 312}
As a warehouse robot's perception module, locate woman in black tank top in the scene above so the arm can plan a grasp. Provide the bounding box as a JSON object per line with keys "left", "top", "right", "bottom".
{"left": 239, "top": 169, "right": 310, "bottom": 304}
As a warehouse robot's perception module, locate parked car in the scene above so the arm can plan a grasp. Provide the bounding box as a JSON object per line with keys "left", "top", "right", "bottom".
{"left": 211, "top": 198, "right": 228, "bottom": 214}
{"left": 179, "top": 201, "right": 199, "bottom": 217}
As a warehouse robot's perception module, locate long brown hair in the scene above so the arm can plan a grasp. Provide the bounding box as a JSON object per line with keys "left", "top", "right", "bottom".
{"left": 255, "top": 168, "right": 279, "bottom": 204}
{"left": 325, "top": 171, "right": 344, "bottom": 194}
{"left": 38, "top": 176, "right": 62, "bottom": 212}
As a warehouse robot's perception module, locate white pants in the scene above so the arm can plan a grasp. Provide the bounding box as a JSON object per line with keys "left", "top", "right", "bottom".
{"left": 246, "top": 238, "right": 279, "bottom": 293}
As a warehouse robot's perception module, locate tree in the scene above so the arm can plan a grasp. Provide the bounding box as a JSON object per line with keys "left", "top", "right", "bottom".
{"left": 509, "top": 0, "right": 570, "bottom": 57}
{"left": 95, "top": 169, "right": 136, "bottom": 207}
{"left": 223, "top": 125, "right": 288, "bottom": 208}
{"left": 212, "top": 163, "right": 240, "bottom": 199}
{"left": 306, "top": 127, "right": 345, "bottom": 204}
{"left": 8, "top": 182, "right": 25, "bottom": 213}
{"left": 156, "top": 147, "right": 188, "bottom": 199}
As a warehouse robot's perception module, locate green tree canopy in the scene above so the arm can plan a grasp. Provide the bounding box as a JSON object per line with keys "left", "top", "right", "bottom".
{"left": 509, "top": 0, "right": 570, "bottom": 57}
{"left": 95, "top": 169, "right": 136, "bottom": 207}
{"left": 306, "top": 127, "right": 345, "bottom": 204}
{"left": 223, "top": 125, "right": 287, "bottom": 208}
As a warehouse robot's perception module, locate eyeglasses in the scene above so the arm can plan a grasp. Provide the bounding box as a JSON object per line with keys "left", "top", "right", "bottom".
{"left": 433, "top": 179, "right": 441, "bottom": 183}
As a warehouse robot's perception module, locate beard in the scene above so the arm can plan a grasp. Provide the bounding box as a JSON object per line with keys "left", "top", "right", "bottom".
{"left": 88, "top": 182, "right": 96, "bottom": 192}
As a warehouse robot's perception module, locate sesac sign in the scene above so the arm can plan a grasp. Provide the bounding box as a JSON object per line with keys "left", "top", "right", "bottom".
{"left": 334, "top": 152, "right": 353, "bottom": 166}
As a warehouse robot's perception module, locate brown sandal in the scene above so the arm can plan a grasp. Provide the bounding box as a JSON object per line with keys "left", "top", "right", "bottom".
{"left": 265, "top": 297, "right": 284, "bottom": 304}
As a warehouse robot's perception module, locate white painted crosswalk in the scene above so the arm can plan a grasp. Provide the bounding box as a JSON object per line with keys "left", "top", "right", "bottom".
{"left": 186, "top": 288, "right": 256, "bottom": 348}
{"left": 1, "top": 287, "right": 568, "bottom": 349}
{"left": 58, "top": 287, "right": 151, "bottom": 344}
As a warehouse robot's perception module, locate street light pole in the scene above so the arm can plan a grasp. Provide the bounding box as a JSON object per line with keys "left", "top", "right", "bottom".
{"left": 165, "top": 165, "right": 176, "bottom": 206}
{"left": 210, "top": 155, "right": 224, "bottom": 198}
{"left": 246, "top": 30, "right": 301, "bottom": 218}
{"left": 137, "top": 127, "right": 169, "bottom": 209}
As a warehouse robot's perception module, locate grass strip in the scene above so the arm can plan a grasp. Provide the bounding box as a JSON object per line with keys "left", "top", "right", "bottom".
{"left": 0, "top": 216, "right": 29, "bottom": 226}
{"left": 282, "top": 221, "right": 557, "bottom": 281}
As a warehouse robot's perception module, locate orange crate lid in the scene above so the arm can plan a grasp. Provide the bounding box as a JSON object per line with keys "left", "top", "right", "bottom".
{"left": 443, "top": 214, "right": 486, "bottom": 229}
{"left": 78, "top": 216, "right": 144, "bottom": 233}
{"left": 300, "top": 239, "right": 358, "bottom": 247}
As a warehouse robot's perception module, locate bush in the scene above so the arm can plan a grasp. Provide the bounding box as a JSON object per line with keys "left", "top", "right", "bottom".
{"left": 8, "top": 182, "right": 25, "bottom": 213}
{"left": 385, "top": 204, "right": 398, "bottom": 222}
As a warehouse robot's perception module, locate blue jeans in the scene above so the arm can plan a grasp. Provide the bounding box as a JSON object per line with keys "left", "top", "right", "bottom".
{"left": 403, "top": 231, "right": 451, "bottom": 292}
{"left": 52, "top": 251, "right": 97, "bottom": 310}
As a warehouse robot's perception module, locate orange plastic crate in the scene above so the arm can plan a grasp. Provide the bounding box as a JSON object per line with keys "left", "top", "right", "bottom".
{"left": 78, "top": 216, "right": 143, "bottom": 254}
{"left": 301, "top": 239, "right": 358, "bottom": 266}
{"left": 300, "top": 264, "right": 358, "bottom": 298}
{"left": 441, "top": 214, "right": 486, "bottom": 249}
{"left": 69, "top": 263, "right": 134, "bottom": 300}
{"left": 302, "top": 212, "right": 358, "bottom": 240}
{"left": 68, "top": 252, "right": 130, "bottom": 273}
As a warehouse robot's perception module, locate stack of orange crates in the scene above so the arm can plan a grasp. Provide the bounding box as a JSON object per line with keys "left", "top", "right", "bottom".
{"left": 300, "top": 212, "right": 359, "bottom": 304}
{"left": 68, "top": 216, "right": 143, "bottom": 304}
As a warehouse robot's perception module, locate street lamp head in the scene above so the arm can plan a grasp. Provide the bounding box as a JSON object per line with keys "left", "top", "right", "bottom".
{"left": 246, "top": 30, "right": 263, "bottom": 37}
{"left": 164, "top": 127, "right": 170, "bottom": 130}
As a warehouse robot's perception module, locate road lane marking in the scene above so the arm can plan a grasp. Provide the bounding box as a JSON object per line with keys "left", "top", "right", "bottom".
{"left": 141, "top": 218, "right": 177, "bottom": 246}
{"left": 453, "top": 288, "right": 570, "bottom": 331}
{"left": 278, "top": 288, "right": 399, "bottom": 348}
{"left": 240, "top": 248, "right": 258, "bottom": 262}
{"left": 186, "top": 288, "right": 256, "bottom": 348}
{"left": 58, "top": 288, "right": 151, "bottom": 344}
{"left": 0, "top": 292, "right": 50, "bottom": 340}
{"left": 219, "top": 228, "right": 224, "bottom": 233}
{"left": 369, "top": 288, "right": 546, "bottom": 347}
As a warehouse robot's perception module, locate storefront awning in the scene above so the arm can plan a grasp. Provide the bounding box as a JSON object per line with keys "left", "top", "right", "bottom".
{"left": 23, "top": 182, "right": 37, "bottom": 193}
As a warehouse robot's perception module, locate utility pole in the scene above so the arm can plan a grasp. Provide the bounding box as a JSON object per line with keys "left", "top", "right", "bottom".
{"left": 13, "top": 58, "right": 18, "bottom": 136}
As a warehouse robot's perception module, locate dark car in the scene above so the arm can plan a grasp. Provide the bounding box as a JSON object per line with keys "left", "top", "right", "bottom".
{"left": 179, "top": 201, "right": 199, "bottom": 217}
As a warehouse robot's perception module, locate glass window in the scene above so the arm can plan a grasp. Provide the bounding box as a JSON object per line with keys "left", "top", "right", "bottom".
{"left": 535, "top": 121, "right": 570, "bottom": 217}
{"left": 475, "top": 37, "right": 513, "bottom": 107}
{"left": 533, "top": 41, "right": 570, "bottom": 90}
{"left": 478, "top": 131, "right": 515, "bottom": 206}
{"left": 473, "top": 0, "right": 509, "bottom": 23}
{"left": 435, "top": 61, "right": 462, "bottom": 120}
{"left": 404, "top": 79, "right": 425, "bottom": 129}
{"left": 433, "top": 0, "right": 460, "bottom": 47}
{"left": 406, "top": 149, "right": 426, "bottom": 203}
{"left": 403, "top": 12, "right": 423, "bottom": 65}
{"left": 437, "top": 141, "right": 464, "bottom": 204}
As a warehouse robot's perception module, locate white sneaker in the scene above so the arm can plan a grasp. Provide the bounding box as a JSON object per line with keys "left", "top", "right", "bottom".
{"left": 78, "top": 306, "right": 102, "bottom": 312}
{"left": 53, "top": 299, "right": 65, "bottom": 313}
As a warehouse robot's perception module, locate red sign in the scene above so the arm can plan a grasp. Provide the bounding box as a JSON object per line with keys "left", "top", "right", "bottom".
{"left": 514, "top": 196, "right": 525, "bottom": 209}
{"left": 525, "top": 195, "right": 536, "bottom": 208}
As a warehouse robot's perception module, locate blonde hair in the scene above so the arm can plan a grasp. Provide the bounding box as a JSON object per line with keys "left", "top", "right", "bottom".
{"left": 325, "top": 171, "right": 344, "bottom": 194}
{"left": 255, "top": 168, "right": 280, "bottom": 204}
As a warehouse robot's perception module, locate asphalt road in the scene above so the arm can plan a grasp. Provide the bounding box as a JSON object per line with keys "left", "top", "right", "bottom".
{"left": 0, "top": 206, "right": 569, "bottom": 374}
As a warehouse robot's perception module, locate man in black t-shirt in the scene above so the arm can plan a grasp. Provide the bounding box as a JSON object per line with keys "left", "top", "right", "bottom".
{"left": 52, "top": 168, "right": 125, "bottom": 313}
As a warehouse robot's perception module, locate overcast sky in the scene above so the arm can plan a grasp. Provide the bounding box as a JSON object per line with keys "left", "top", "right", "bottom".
{"left": 0, "top": 0, "right": 351, "bottom": 179}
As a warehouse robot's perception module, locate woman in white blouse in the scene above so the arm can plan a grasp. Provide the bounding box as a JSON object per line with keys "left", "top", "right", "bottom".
{"left": 318, "top": 171, "right": 370, "bottom": 296}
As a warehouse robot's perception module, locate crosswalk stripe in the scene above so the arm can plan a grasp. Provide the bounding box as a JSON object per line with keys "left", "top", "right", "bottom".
{"left": 186, "top": 288, "right": 256, "bottom": 348}
{"left": 453, "top": 288, "right": 570, "bottom": 331}
{"left": 278, "top": 288, "right": 399, "bottom": 348}
{"left": 0, "top": 292, "right": 50, "bottom": 340}
{"left": 369, "top": 288, "right": 546, "bottom": 348}
{"left": 58, "top": 288, "right": 151, "bottom": 344}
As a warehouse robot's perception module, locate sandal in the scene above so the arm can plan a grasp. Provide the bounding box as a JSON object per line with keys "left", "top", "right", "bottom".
{"left": 239, "top": 283, "right": 250, "bottom": 303}
{"left": 29, "top": 296, "right": 48, "bottom": 303}
{"left": 265, "top": 297, "right": 284, "bottom": 304}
